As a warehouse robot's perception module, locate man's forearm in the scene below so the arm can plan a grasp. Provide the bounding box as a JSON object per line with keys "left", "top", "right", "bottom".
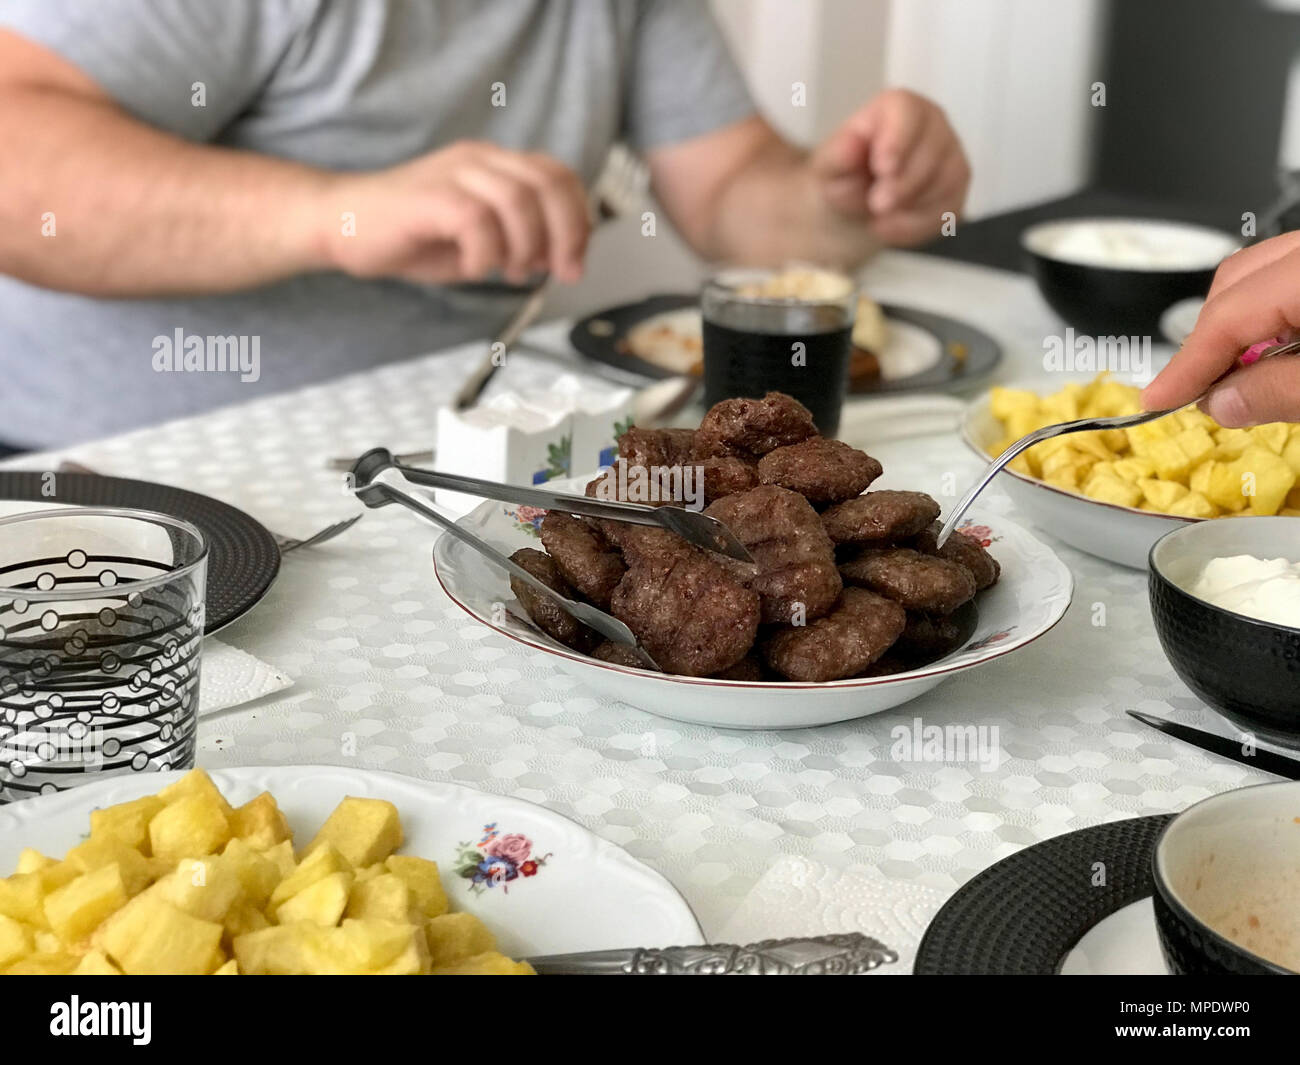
{"left": 0, "top": 87, "right": 334, "bottom": 297}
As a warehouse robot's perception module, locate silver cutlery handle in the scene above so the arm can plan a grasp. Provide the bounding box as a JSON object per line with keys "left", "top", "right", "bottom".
{"left": 527, "top": 934, "right": 898, "bottom": 975}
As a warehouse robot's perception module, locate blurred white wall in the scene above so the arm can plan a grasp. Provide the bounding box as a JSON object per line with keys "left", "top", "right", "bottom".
{"left": 542, "top": 0, "right": 1106, "bottom": 321}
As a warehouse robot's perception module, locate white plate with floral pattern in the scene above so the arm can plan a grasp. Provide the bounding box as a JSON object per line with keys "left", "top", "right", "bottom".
{"left": 433, "top": 476, "right": 1075, "bottom": 729}
{"left": 0, "top": 765, "right": 703, "bottom": 958}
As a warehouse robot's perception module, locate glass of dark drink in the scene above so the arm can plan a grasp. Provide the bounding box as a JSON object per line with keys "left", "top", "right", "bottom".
{"left": 701, "top": 266, "right": 857, "bottom": 436}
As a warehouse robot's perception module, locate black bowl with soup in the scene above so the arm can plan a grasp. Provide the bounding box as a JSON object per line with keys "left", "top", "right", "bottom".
{"left": 1153, "top": 781, "right": 1300, "bottom": 975}
{"left": 1149, "top": 517, "right": 1300, "bottom": 746}
{"left": 1022, "top": 218, "right": 1238, "bottom": 337}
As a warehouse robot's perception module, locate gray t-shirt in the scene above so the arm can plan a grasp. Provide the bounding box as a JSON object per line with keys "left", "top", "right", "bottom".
{"left": 0, "top": 0, "right": 754, "bottom": 447}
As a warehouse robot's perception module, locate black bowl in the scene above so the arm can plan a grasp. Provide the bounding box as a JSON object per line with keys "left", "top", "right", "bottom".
{"left": 1022, "top": 218, "right": 1236, "bottom": 337}
{"left": 1152, "top": 782, "right": 1300, "bottom": 975}
{"left": 1149, "top": 517, "right": 1300, "bottom": 747}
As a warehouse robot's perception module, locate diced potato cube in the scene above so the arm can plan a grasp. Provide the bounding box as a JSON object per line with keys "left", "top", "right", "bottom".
{"left": 354, "top": 862, "right": 386, "bottom": 885}
{"left": 234, "top": 923, "right": 360, "bottom": 975}
{"left": 431, "top": 951, "right": 535, "bottom": 976}
{"left": 223, "top": 900, "right": 270, "bottom": 941}
{"left": 44, "top": 863, "right": 129, "bottom": 946}
{"left": 0, "top": 873, "right": 50, "bottom": 928}
{"left": 221, "top": 838, "right": 281, "bottom": 907}
{"left": 1138, "top": 478, "right": 1189, "bottom": 512}
{"left": 1039, "top": 447, "right": 1082, "bottom": 479}
{"left": 261, "top": 840, "right": 296, "bottom": 880}
{"left": 342, "top": 918, "right": 430, "bottom": 974}
{"left": 228, "top": 792, "right": 293, "bottom": 850}
{"left": 989, "top": 387, "right": 1040, "bottom": 422}
{"left": 386, "top": 856, "right": 448, "bottom": 918}
{"left": 3, "top": 952, "right": 79, "bottom": 975}
{"left": 74, "top": 949, "right": 122, "bottom": 975}
{"left": 65, "top": 837, "right": 152, "bottom": 896}
{"left": 1213, "top": 427, "right": 1254, "bottom": 460}
{"left": 154, "top": 857, "right": 244, "bottom": 922}
{"left": 302, "top": 797, "right": 403, "bottom": 869}
{"left": 1282, "top": 435, "right": 1300, "bottom": 477}
{"left": 1174, "top": 426, "right": 1216, "bottom": 468}
{"left": 270, "top": 844, "right": 351, "bottom": 910}
{"left": 148, "top": 793, "right": 231, "bottom": 863}
{"left": 1044, "top": 470, "right": 1079, "bottom": 490}
{"left": 1006, "top": 453, "right": 1034, "bottom": 477}
{"left": 94, "top": 896, "right": 223, "bottom": 976}
{"left": 1167, "top": 491, "right": 1218, "bottom": 519}
{"left": 1231, "top": 446, "right": 1297, "bottom": 516}
{"left": 1082, "top": 472, "right": 1142, "bottom": 509}
{"left": 424, "top": 912, "right": 496, "bottom": 967}
{"left": 346, "top": 873, "right": 412, "bottom": 923}
{"left": 1174, "top": 408, "right": 1217, "bottom": 433}
{"left": 90, "top": 795, "right": 164, "bottom": 853}
{"left": 1112, "top": 457, "right": 1157, "bottom": 484}
{"left": 276, "top": 871, "right": 353, "bottom": 927}
{"left": 0, "top": 913, "right": 34, "bottom": 969}
{"left": 1146, "top": 439, "right": 1193, "bottom": 482}
{"left": 1204, "top": 461, "right": 1251, "bottom": 512}
{"left": 213, "top": 959, "right": 239, "bottom": 975}
{"left": 157, "top": 768, "right": 234, "bottom": 816}
{"left": 1251, "top": 423, "right": 1291, "bottom": 455}
{"left": 1072, "top": 432, "right": 1115, "bottom": 462}
{"left": 1189, "top": 461, "right": 1215, "bottom": 496}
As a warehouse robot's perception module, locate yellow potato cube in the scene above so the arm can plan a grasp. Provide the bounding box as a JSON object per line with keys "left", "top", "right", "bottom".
{"left": 155, "top": 857, "right": 244, "bottom": 923}
{"left": 0, "top": 913, "right": 34, "bottom": 969}
{"left": 346, "top": 873, "right": 412, "bottom": 922}
{"left": 302, "top": 797, "right": 403, "bottom": 869}
{"left": 4, "top": 952, "right": 79, "bottom": 975}
{"left": 431, "top": 951, "right": 535, "bottom": 976}
{"left": 1231, "top": 446, "right": 1297, "bottom": 516}
{"left": 1213, "top": 427, "right": 1254, "bottom": 460}
{"left": 1006, "top": 453, "right": 1034, "bottom": 477}
{"left": 1251, "top": 423, "right": 1291, "bottom": 455}
{"left": 65, "top": 837, "right": 152, "bottom": 896}
{"left": 90, "top": 795, "right": 164, "bottom": 853}
{"left": 0, "top": 873, "right": 50, "bottom": 928}
{"left": 1189, "top": 461, "right": 1215, "bottom": 496}
{"left": 342, "top": 918, "right": 430, "bottom": 974}
{"left": 212, "top": 959, "right": 239, "bottom": 975}
{"left": 94, "top": 896, "right": 223, "bottom": 975}
{"left": 990, "top": 387, "right": 1040, "bottom": 422}
{"left": 1082, "top": 472, "right": 1142, "bottom": 509}
{"left": 1072, "top": 432, "right": 1116, "bottom": 462}
{"left": 1044, "top": 470, "right": 1080, "bottom": 490}
{"left": 1112, "top": 457, "right": 1157, "bottom": 484}
{"left": 221, "top": 838, "right": 281, "bottom": 907}
{"left": 1146, "top": 439, "right": 1192, "bottom": 482}
{"left": 424, "top": 912, "right": 496, "bottom": 967}
{"left": 354, "top": 862, "right": 386, "bottom": 885}
{"left": 223, "top": 899, "right": 270, "bottom": 941}
{"left": 1167, "top": 491, "right": 1218, "bottom": 519}
{"left": 73, "top": 949, "right": 122, "bottom": 975}
{"left": 1204, "top": 461, "right": 1251, "bottom": 512}
{"left": 1174, "top": 426, "right": 1216, "bottom": 468}
{"left": 1040, "top": 391, "right": 1080, "bottom": 423}
{"left": 269, "top": 843, "right": 351, "bottom": 910}
{"left": 1039, "top": 447, "right": 1082, "bottom": 479}
{"left": 148, "top": 792, "right": 231, "bottom": 863}
{"left": 261, "top": 839, "right": 296, "bottom": 880}
{"left": 158, "top": 768, "right": 234, "bottom": 817}
{"left": 385, "top": 856, "right": 449, "bottom": 918}
{"left": 43, "top": 863, "right": 129, "bottom": 946}
{"left": 1282, "top": 435, "right": 1300, "bottom": 476}
{"left": 276, "top": 870, "right": 353, "bottom": 927}
{"left": 1138, "top": 479, "right": 1189, "bottom": 512}
{"left": 1174, "top": 408, "right": 1217, "bottom": 433}
{"left": 1101, "top": 428, "right": 1130, "bottom": 452}
{"left": 228, "top": 791, "right": 293, "bottom": 850}
{"left": 234, "top": 923, "right": 362, "bottom": 975}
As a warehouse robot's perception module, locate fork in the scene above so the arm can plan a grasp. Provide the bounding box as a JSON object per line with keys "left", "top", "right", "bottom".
{"left": 55, "top": 460, "right": 361, "bottom": 555}
{"left": 936, "top": 337, "right": 1300, "bottom": 546}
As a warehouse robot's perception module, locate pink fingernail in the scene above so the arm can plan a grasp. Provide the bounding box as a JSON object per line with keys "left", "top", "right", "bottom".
{"left": 1204, "top": 385, "right": 1249, "bottom": 427}
{"left": 1240, "top": 337, "right": 1281, "bottom": 365}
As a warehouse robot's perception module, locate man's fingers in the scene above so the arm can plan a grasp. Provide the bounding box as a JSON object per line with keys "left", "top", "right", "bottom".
{"left": 428, "top": 187, "right": 507, "bottom": 281}
{"left": 454, "top": 165, "right": 547, "bottom": 282}
{"left": 868, "top": 90, "right": 930, "bottom": 178}
{"left": 484, "top": 150, "right": 590, "bottom": 282}
{"left": 1142, "top": 246, "right": 1300, "bottom": 410}
{"left": 869, "top": 112, "right": 947, "bottom": 213}
{"left": 1205, "top": 230, "right": 1300, "bottom": 301}
{"left": 1200, "top": 353, "right": 1300, "bottom": 428}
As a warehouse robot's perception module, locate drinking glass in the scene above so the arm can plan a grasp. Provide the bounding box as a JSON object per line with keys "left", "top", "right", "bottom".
{"left": 701, "top": 267, "right": 857, "bottom": 435}
{"left": 0, "top": 508, "right": 208, "bottom": 802}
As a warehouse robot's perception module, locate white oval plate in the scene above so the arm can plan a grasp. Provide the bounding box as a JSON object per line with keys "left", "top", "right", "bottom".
{"left": 0, "top": 765, "right": 702, "bottom": 958}
{"left": 432, "top": 476, "right": 1074, "bottom": 730}
{"left": 961, "top": 389, "right": 1199, "bottom": 570}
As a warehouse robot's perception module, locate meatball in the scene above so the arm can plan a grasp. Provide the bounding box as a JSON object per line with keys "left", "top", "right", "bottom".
{"left": 701, "top": 455, "right": 760, "bottom": 503}
{"left": 757, "top": 438, "right": 883, "bottom": 505}
{"left": 839, "top": 546, "right": 977, "bottom": 614}
{"left": 508, "top": 548, "right": 599, "bottom": 653}
{"left": 693, "top": 392, "right": 818, "bottom": 458}
{"left": 617, "top": 426, "right": 697, "bottom": 469}
{"left": 821, "top": 490, "right": 941, "bottom": 544}
{"left": 704, "top": 485, "right": 841, "bottom": 624}
{"left": 539, "top": 510, "right": 626, "bottom": 608}
{"left": 896, "top": 611, "right": 969, "bottom": 661}
{"left": 911, "top": 522, "right": 1001, "bottom": 591}
{"left": 710, "top": 653, "right": 766, "bottom": 681}
{"left": 610, "top": 546, "right": 760, "bottom": 677}
{"left": 762, "top": 588, "right": 906, "bottom": 682}
{"left": 591, "top": 640, "right": 653, "bottom": 670}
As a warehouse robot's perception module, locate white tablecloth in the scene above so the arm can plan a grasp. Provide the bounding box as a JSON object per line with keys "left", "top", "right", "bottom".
{"left": 5, "top": 251, "right": 1266, "bottom": 937}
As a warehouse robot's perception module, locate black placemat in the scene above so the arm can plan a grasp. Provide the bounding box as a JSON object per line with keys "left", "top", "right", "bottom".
{"left": 913, "top": 814, "right": 1174, "bottom": 974}
{"left": 0, "top": 472, "right": 279, "bottom": 634}
{"left": 568, "top": 294, "right": 1001, "bottom": 396}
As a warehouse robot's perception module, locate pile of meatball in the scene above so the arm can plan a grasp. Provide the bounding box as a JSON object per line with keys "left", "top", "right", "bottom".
{"left": 508, "top": 392, "right": 999, "bottom": 682}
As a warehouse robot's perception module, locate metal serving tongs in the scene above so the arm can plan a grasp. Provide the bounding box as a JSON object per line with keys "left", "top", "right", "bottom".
{"left": 348, "top": 449, "right": 753, "bottom": 671}
{"left": 936, "top": 337, "right": 1300, "bottom": 547}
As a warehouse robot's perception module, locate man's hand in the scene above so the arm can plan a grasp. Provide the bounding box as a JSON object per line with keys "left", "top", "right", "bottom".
{"left": 812, "top": 89, "right": 970, "bottom": 247}
{"left": 1142, "top": 230, "right": 1300, "bottom": 427}
{"left": 322, "top": 142, "right": 590, "bottom": 286}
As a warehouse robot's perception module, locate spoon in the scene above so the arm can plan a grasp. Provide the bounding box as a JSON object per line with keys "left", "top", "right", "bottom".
{"left": 936, "top": 337, "right": 1300, "bottom": 547}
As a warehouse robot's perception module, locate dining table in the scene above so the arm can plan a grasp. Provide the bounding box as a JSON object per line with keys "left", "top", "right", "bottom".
{"left": 2, "top": 248, "right": 1271, "bottom": 946}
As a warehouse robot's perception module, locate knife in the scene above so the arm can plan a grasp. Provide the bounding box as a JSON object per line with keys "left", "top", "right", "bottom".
{"left": 1126, "top": 711, "right": 1300, "bottom": 780}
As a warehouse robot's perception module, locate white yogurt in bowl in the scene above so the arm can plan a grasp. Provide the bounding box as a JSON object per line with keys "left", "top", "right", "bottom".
{"left": 1189, "top": 555, "right": 1300, "bottom": 627}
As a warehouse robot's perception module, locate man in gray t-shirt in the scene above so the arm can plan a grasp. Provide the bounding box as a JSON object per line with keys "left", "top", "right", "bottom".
{"left": 0, "top": 1, "right": 970, "bottom": 449}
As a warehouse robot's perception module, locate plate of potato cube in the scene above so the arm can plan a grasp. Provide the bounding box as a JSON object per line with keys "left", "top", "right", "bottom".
{"left": 963, "top": 373, "right": 1300, "bottom": 569}
{"left": 0, "top": 766, "right": 701, "bottom": 975}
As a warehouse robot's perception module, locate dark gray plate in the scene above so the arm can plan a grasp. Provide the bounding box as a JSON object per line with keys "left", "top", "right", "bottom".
{"left": 0, "top": 472, "right": 279, "bottom": 634}
{"left": 568, "top": 294, "right": 1002, "bottom": 396}
{"left": 913, "top": 814, "right": 1173, "bottom": 974}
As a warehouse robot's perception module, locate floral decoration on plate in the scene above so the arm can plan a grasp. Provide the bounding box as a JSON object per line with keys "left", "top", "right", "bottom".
{"left": 454, "top": 822, "right": 552, "bottom": 894}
